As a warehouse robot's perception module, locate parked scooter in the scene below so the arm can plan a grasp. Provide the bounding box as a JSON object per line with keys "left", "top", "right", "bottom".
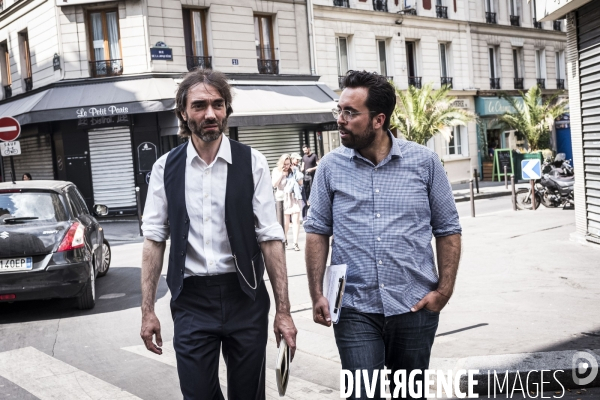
{"left": 514, "top": 153, "right": 574, "bottom": 210}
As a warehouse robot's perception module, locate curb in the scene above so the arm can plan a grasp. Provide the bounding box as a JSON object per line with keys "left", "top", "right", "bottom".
{"left": 454, "top": 349, "right": 600, "bottom": 395}
{"left": 454, "top": 190, "right": 513, "bottom": 203}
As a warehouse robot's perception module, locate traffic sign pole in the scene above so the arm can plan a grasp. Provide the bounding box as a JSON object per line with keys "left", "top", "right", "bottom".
{"left": 9, "top": 155, "right": 15, "bottom": 184}
{"left": 531, "top": 179, "right": 536, "bottom": 211}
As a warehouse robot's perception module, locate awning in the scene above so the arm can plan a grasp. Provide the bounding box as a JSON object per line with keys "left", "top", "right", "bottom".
{"left": 0, "top": 77, "right": 178, "bottom": 125}
{"left": 228, "top": 83, "right": 338, "bottom": 127}
{"left": 0, "top": 77, "right": 338, "bottom": 129}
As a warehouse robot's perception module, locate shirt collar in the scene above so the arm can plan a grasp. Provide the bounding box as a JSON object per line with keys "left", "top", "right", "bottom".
{"left": 349, "top": 130, "right": 404, "bottom": 162}
{"left": 186, "top": 133, "right": 232, "bottom": 166}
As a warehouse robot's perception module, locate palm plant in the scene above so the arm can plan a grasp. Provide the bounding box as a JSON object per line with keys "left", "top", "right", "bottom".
{"left": 495, "top": 85, "right": 567, "bottom": 151}
{"left": 391, "top": 82, "right": 475, "bottom": 146}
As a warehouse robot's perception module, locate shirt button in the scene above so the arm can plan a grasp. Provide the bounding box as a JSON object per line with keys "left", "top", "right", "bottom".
{"left": 377, "top": 237, "right": 381, "bottom": 241}
{"left": 380, "top": 284, "right": 384, "bottom": 288}
{"left": 376, "top": 213, "right": 380, "bottom": 218}
{"left": 378, "top": 260, "right": 382, "bottom": 265}
{"left": 205, "top": 240, "right": 210, "bottom": 245}
{"left": 205, "top": 171, "right": 210, "bottom": 175}
{"left": 180, "top": 251, "right": 184, "bottom": 256}
{"left": 204, "top": 194, "right": 208, "bottom": 198}
{"left": 205, "top": 217, "right": 209, "bottom": 222}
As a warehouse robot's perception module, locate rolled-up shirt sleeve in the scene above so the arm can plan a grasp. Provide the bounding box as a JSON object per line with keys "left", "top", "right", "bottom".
{"left": 141, "top": 154, "right": 170, "bottom": 242}
{"left": 427, "top": 152, "right": 462, "bottom": 237}
{"left": 303, "top": 158, "right": 334, "bottom": 237}
{"left": 252, "top": 149, "right": 285, "bottom": 242}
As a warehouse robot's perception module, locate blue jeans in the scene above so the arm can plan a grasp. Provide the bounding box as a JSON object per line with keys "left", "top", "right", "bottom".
{"left": 333, "top": 308, "right": 439, "bottom": 400}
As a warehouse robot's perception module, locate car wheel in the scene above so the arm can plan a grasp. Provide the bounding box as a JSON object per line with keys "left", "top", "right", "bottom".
{"left": 77, "top": 262, "right": 95, "bottom": 310}
{"left": 97, "top": 240, "right": 111, "bottom": 278}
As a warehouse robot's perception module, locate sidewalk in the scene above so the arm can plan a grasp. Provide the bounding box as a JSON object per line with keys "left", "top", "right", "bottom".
{"left": 452, "top": 180, "right": 529, "bottom": 203}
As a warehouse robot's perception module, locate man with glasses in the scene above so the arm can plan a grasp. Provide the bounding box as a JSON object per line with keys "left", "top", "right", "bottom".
{"left": 304, "top": 70, "right": 462, "bottom": 399}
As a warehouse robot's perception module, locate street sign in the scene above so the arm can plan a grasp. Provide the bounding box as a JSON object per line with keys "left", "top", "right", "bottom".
{"left": 521, "top": 159, "right": 542, "bottom": 180}
{"left": 0, "top": 117, "right": 21, "bottom": 142}
{"left": 0, "top": 140, "right": 21, "bottom": 156}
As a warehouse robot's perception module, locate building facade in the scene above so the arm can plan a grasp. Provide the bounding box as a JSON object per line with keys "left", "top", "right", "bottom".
{"left": 0, "top": 0, "right": 337, "bottom": 214}
{"left": 310, "top": 0, "right": 567, "bottom": 183}
{"left": 534, "top": 0, "right": 599, "bottom": 246}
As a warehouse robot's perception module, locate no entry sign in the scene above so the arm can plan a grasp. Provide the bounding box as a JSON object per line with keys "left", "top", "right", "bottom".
{"left": 0, "top": 117, "right": 21, "bottom": 142}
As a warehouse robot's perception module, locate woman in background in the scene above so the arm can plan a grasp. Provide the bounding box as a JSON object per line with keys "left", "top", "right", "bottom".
{"left": 272, "top": 154, "right": 303, "bottom": 251}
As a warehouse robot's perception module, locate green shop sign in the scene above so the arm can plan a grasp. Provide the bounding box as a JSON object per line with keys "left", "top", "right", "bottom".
{"left": 475, "top": 97, "right": 524, "bottom": 116}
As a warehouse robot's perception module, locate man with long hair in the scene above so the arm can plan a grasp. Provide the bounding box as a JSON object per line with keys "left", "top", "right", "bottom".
{"left": 140, "top": 69, "right": 297, "bottom": 400}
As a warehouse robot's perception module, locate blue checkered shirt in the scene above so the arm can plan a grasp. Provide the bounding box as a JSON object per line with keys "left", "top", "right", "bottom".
{"left": 304, "top": 133, "right": 461, "bottom": 317}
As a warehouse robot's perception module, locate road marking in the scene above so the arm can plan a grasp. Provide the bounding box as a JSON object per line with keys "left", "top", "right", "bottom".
{"left": 122, "top": 341, "right": 340, "bottom": 399}
{"left": 0, "top": 347, "right": 141, "bottom": 399}
{"left": 0, "top": 126, "right": 17, "bottom": 132}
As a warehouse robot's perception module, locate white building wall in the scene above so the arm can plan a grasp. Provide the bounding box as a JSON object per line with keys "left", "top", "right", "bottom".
{"left": 0, "top": 0, "right": 311, "bottom": 94}
{"left": 0, "top": 0, "right": 59, "bottom": 97}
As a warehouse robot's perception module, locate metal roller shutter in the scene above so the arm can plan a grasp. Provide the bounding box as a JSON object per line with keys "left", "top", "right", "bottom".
{"left": 578, "top": 1, "right": 600, "bottom": 238}
{"left": 88, "top": 127, "right": 136, "bottom": 209}
{"left": 237, "top": 125, "right": 305, "bottom": 170}
{"left": 2, "top": 135, "right": 54, "bottom": 182}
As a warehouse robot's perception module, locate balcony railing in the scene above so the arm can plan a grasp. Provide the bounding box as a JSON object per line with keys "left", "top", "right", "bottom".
{"left": 490, "top": 78, "right": 501, "bottom": 89}
{"left": 533, "top": 19, "right": 543, "bottom": 29}
{"left": 333, "top": 0, "right": 349, "bottom": 7}
{"left": 338, "top": 76, "right": 345, "bottom": 89}
{"left": 537, "top": 78, "right": 546, "bottom": 89}
{"left": 436, "top": 5, "right": 448, "bottom": 19}
{"left": 486, "top": 12, "right": 497, "bottom": 24}
{"left": 24, "top": 77, "right": 32, "bottom": 92}
{"left": 408, "top": 76, "right": 422, "bottom": 89}
{"left": 4, "top": 84, "right": 11, "bottom": 99}
{"left": 186, "top": 56, "right": 212, "bottom": 72}
{"left": 557, "top": 79, "right": 565, "bottom": 90}
{"left": 553, "top": 20, "right": 562, "bottom": 31}
{"left": 385, "top": 76, "right": 393, "bottom": 82}
{"left": 510, "top": 15, "right": 520, "bottom": 26}
{"left": 404, "top": 8, "right": 417, "bottom": 15}
{"left": 514, "top": 78, "right": 524, "bottom": 90}
{"left": 89, "top": 59, "right": 123, "bottom": 77}
{"left": 373, "top": 0, "right": 387, "bottom": 11}
{"left": 257, "top": 59, "right": 279, "bottom": 74}
{"left": 440, "top": 77, "right": 453, "bottom": 88}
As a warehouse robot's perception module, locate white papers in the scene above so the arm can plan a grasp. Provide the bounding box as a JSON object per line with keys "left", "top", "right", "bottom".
{"left": 323, "top": 264, "right": 347, "bottom": 324}
{"left": 275, "top": 338, "right": 290, "bottom": 397}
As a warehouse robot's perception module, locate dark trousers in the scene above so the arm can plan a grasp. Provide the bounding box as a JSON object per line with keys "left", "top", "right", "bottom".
{"left": 333, "top": 308, "right": 439, "bottom": 400}
{"left": 171, "top": 273, "right": 270, "bottom": 400}
{"left": 302, "top": 177, "right": 313, "bottom": 218}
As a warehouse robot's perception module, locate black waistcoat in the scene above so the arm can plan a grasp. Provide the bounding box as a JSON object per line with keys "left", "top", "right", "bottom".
{"left": 163, "top": 140, "right": 263, "bottom": 301}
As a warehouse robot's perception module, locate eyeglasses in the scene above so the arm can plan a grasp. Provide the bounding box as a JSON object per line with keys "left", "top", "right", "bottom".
{"left": 332, "top": 108, "right": 372, "bottom": 121}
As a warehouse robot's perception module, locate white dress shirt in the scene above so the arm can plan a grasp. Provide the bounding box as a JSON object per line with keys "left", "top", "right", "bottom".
{"left": 142, "top": 134, "right": 284, "bottom": 276}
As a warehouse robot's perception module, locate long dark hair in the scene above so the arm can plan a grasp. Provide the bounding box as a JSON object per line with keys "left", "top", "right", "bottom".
{"left": 175, "top": 69, "right": 233, "bottom": 138}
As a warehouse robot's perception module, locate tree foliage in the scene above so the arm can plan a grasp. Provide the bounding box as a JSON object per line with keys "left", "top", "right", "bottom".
{"left": 390, "top": 83, "right": 475, "bottom": 146}
{"left": 495, "top": 85, "right": 567, "bottom": 151}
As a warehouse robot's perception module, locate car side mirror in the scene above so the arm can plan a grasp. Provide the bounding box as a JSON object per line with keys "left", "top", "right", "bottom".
{"left": 93, "top": 204, "right": 109, "bottom": 217}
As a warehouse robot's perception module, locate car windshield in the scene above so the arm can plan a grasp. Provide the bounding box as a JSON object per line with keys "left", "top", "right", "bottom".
{"left": 0, "top": 192, "right": 68, "bottom": 224}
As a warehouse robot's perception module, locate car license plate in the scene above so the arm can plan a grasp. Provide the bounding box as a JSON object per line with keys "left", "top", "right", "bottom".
{"left": 0, "top": 258, "right": 33, "bottom": 272}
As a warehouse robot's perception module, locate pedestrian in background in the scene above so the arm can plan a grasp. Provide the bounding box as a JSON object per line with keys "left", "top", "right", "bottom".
{"left": 301, "top": 145, "right": 318, "bottom": 218}
{"left": 140, "top": 69, "right": 297, "bottom": 400}
{"left": 22, "top": 173, "right": 32, "bottom": 181}
{"left": 304, "top": 70, "right": 462, "bottom": 399}
{"left": 272, "top": 154, "right": 303, "bottom": 251}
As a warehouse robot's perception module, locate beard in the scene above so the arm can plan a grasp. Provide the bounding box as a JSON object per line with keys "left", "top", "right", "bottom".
{"left": 188, "top": 117, "right": 227, "bottom": 143}
{"left": 339, "top": 124, "right": 377, "bottom": 150}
